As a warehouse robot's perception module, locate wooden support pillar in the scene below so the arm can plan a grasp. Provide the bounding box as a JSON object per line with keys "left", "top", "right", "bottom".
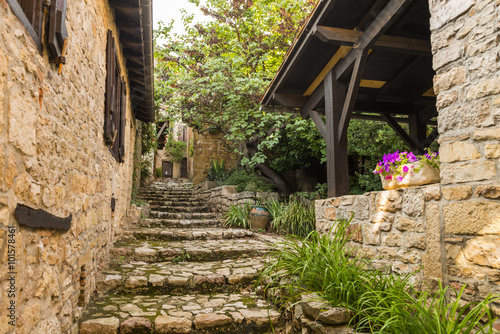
{"left": 409, "top": 113, "right": 427, "bottom": 154}
{"left": 325, "top": 71, "right": 348, "bottom": 198}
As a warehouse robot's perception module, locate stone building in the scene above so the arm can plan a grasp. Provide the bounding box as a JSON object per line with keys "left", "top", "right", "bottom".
{"left": 0, "top": 0, "right": 154, "bottom": 333}
{"left": 262, "top": 0, "right": 500, "bottom": 314}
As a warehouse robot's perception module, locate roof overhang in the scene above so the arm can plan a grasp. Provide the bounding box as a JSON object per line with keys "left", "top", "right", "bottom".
{"left": 109, "top": 0, "right": 155, "bottom": 123}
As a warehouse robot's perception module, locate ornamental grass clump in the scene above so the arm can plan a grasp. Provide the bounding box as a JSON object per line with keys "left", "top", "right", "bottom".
{"left": 373, "top": 149, "right": 440, "bottom": 182}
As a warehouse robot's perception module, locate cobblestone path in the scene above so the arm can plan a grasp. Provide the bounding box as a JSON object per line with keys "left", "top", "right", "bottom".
{"left": 80, "top": 180, "right": 281, "bottom": 334}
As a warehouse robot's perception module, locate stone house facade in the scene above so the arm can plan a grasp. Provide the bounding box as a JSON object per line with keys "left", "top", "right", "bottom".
{"left": 316, "top": 0, "right": 500, "bottom": 317}
{"left": 0, "top": 0, "right": 154, "bottom": 333}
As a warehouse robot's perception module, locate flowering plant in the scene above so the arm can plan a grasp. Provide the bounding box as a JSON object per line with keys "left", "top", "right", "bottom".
{"left": 373, "top": 149, "right": 440, "bottom": 182}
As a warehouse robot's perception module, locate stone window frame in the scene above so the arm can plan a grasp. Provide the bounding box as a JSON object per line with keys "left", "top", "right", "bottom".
{"left": 104, "top": 29, "right": 127, "bottom": 163}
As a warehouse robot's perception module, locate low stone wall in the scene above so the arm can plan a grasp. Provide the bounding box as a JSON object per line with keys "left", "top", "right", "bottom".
{"left": 315, "top": 183, "right": 500, "bottom": 305}
{"left": 195, "top": 182, "right": 279, "bottom": 213}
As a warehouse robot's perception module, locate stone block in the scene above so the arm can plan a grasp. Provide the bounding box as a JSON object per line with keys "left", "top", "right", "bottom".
{"left": 473, "top": 127, "right": 500, "bottom": 141}
{"left": 346, "top": 224, "right": 363, "bottom": 243}
{"left": 441, "top": 161, "right": 496, "bottom": 184}
{"left": 463, "top": 236, "right": 500, "bottom": 269}
{"left": 376, "top": 190, "right": 402, "bottom": 213}
{"left": 444, "top": 201, "right": 500, "bottom": 235}
{"left": 80, "top": 317, "right": 119, "bottom": 334}
{"left": 324, "top": 207, "right": 336, "bottom": 220}
{"left": 395, "top": 217, "right": 416, "bottom": 231}
{"left": 440, "top": 142, "right": 480, "bottom": 162}
{"left": 328, "top": 197, "right": 341, "bottom": 206}
{"left": 402, "top": 189, "right": 425, "bottom": 217}
{"left": 340, "top": 196, "right": 355, "bottom": 206}
{"left": 155, "top": 316, "right": 192, "bottom": 334}
{"left": 239, "top": 309, "right": 280, "bottom": 326}
{"left": 429, "top": 0, "right": 474, "bottom": 31}
{"left": 363, "top": 224, "right": 381, "bottom": 246}
{"left": 442, "top": 186, "right": 473, "bottom": 200}
{"left": 317, "top": 308, "right": 352, "bottom": 325}
{"left": 382, "top": 233, "right": 402, "bottom": 247}
{"left": 370, "top": 211, "right": 394, "bottom": 225}
{"left": 424, "top": 184, "right": 442, "bottom": 201}
{"left": 352, "top": 196, "right": 370, "bottom": 220}
{"left": 485, "top": 143, "right": 500, "bottom": 159}
{"left": 466, "top": 77, "right": 500, "bottom": 100}
{"left": 120, "top": 317, "right": 152, "bottom": 334}
{"left": 194, "top": 314, "right": 231, "bottom": 329}
{"left": 433, "top": 66, "right": 466, "bottom": 94}
{"left": 397, "top": 248, "right": 421, "bottom": 264}
{"left": 220, "top": 185, "right": 237, "bottom": 196}
{"left": 237, "top": 191, "right": 255, "bottom": 199}
{"left": 436, "top": 90, "right": 458, "bottom": 109}
{"left": 433, "top": 44, "right": 464, "bottom": 70}
{"left": 406, "top": 233, "right": 426, "bottom": 250}
{"left": 475, "top": 185, "right": 500, "bottom": 199}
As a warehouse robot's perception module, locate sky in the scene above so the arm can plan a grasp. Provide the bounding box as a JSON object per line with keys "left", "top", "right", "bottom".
{"left": 153, "top": 0, "right": 209, "bottom": 37}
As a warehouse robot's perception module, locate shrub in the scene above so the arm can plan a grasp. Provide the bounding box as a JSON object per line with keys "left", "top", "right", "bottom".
{"left": 222, "top": 169, "right": 274, "bottom": 192}
{"left": 206, "top": 159, "right": 229, "bottom": 183}
{"left": 222, "top": 202, "right": 252, "bottom": 228}
{"left": 266, "top": 197, "right": 315, "bottom": 238}
{"left": 155, "top": 167, "right": 162, "bottom": 178}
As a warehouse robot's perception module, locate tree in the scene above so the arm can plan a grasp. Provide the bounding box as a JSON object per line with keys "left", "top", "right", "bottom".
{"left": 154, "top": 0, "right": 316, "bottom": 193}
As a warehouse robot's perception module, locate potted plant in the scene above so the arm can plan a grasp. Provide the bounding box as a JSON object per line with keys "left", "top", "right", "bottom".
{"left": 373, "top": 150, "right": 440, "bottom": 190}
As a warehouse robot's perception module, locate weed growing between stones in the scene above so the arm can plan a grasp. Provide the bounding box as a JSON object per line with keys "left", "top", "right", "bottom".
{"left": 172, "top": 251, "right": 191, "bottom": 263}
{"left": 260, "top": 216, "right": 500, "bottom": 333}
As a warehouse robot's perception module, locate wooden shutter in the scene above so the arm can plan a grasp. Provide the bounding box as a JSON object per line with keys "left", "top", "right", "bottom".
{"left": 7, "top": 0, "right": 44, "bottom": 50}
{"left": 118, "top": 77, "right": 127, "bottom": 162}
{"left": 47, "top": 0, "right": 68, "bottom": 58}
{"left": 104, "top": 30, "right": 116, "bottom": 144}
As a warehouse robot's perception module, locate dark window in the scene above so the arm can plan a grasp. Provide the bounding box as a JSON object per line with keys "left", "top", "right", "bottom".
{"left": 105, "top": 30, "right": 126, "bottom": 162}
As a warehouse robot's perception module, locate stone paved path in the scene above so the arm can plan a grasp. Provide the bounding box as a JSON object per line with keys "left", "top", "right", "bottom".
{"left": 79, "top": 180, "right": 281, "bottom": 334}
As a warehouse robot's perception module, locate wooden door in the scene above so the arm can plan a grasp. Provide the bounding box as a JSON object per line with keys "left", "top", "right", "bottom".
{"left": 162, "top": 161, "right": 173, "bottom": 178}
{"left": 180, "top": 158, "right": 188, "bottom": 178}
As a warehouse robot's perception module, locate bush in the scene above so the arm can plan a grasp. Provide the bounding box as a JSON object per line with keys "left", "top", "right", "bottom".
{"left": 266, "top": 197, "right": 315, "bottom": 238}
{"left": 222, "top": 169, "right": 274, "bottom": 192}
{"left": 155, "top": 167, "right": 162, "bottom": 178}
{"left": 222, "top": 202, "right": 252, "bottom": 228}
{"left": 260, "top": 217, "right": 499, "bottom": 333}
{"left": 206, "top": 159, "right": 229, "bottom": 183}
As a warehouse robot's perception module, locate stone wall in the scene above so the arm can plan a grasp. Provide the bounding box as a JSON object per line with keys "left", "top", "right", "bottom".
{"left": 195, "top": 182, "right": 279, "bottom": 213}
{"left": 0, "top": 1, "right": 138, "bottom": 333}
{"left": 427, "top": 0, "right": 500, "bottom": 306}
{"left": 192, "top": 130, "right": 238, "bottom": 185}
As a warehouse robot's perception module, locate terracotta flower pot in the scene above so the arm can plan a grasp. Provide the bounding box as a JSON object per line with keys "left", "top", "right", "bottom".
{"left": 249, "top": 206, "right": 270, "bottom": 231}
{"left": 381, "top": 163, "right": 440, "bottom": 190}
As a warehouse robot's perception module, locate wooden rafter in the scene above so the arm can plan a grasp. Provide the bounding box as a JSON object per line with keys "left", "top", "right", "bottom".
{"left": 300, "top": 83, "right": 325, "bottom": 118}
{"left": 381, "top": 113, "right": 421, "bottom": 151}
{"left": 313, "top": 26, "right": 431, "bottom": 55}
{"left": 309, "top": 111, "right": 327, "bottom": 140}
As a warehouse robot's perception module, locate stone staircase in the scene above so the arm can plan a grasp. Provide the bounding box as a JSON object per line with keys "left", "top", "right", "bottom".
{"left": 79, "top": 180, "right": 281, "bottom": 334}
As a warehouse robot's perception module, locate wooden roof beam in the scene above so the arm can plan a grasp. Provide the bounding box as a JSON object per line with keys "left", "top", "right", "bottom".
{"left": 313, "top": 26, "right": 431, "bottom": 56}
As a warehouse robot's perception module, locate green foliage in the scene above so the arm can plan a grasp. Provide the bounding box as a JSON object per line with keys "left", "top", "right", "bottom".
{"left": 315, "top": 183, "right": 328, "bottom": 199}
{"left": 261, "top": 217, "right": 498, "bottom": 333}
{"left": 172, "top": 251, "right": 191, "bottom": 263}
{"left": 140, "top": 158, "right": 152, "bottom": 181}
{"left": 206, "top": 159, "right": 229, "bottom": 182}
{"left": 223, "top": 202, "right": 252, "bottom": 228}
{"left": 164, "top": 134, "right": 187, "bottom": 163}
{"left": 155, "top": 167, "right": 162, "bottom": 178}
{"left": 222, "top": 169, "right": 274, "bottom": 192}
{"left": 141, "top": 122, "right": 157, "bottom": 157}
{"left": 265, "top": 197, "right": 315, "bottom": 238}
{"left": 154, "top": 0, "right": 317, "bottom": 170}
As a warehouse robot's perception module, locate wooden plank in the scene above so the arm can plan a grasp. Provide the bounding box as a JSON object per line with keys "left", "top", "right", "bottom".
{"left": 422, "top": 87, "right": 436, "bottom": 97}
{"left": 309, "top": 110, "right": 327, "bottom": 140}
{"left": 360, "top": 80, "right": 385, "bottom": 89}
{"left": 273, "top": 93, "right": 309, "bottom": 108}
{"left": 334, "top": 0, "right": 415, "bottom": 81}
{"left": 314, "top": 25, "right": 431, "bottom": 55}
{"left": 337, "top": 50, "right": 368, "bottom": 144}
{"left": 381, "top": 113, "right": 420, "bottom": 151}
{"left": 303, "top": 46, "right": 350, "bottom": 96}
{"left": 15, "top": 204, "right": 72, "bottom": 230}
{"left": 324, "top": 71, "right": 348, "bottom": 197}
{"left": 300, "top": 83, "right": 325, "bottom": 119}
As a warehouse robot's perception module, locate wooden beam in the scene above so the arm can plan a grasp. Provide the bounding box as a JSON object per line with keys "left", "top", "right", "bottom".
{"left": 381, "top": 113, "right": 421, "bottom": 152}
{"left": 422, "top": 87, "right": 436, "bottom": 97}
{"left": 259, "top": 106, "right": 296, "bottom": 113}
{"left": 325, "top": 71, "right": 349, "bottom": 197}
{"left": 333, "top": 0, "right": 415, "bottom": 81}
{"left": 338, "top": 50, "right": 368, "bottom": 144}
{"left": 300, "top": 83, "right": 325, "bottom": 119}
{"left": 273, "top": 93, "right": 309, "bottom": 108}
{"left": 314, "top": 26, "right": 431, "bottom": 55}
{"left": 304, "top": 46, "right": 351, "bottom": 96}
{"left": 309, "top": 110, "right": 327, "bottom": 140}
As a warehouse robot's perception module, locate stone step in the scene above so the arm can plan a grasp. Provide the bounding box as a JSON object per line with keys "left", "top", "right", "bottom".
{"left": 139, "top": 218, "right": 221, "bottom": 229}
{"left": 121, "top": 227, "right": 254, "bottom": 242}
{"left": 138, "top": 191, "right": 194, "bottom": 197}
{"left": 150, "top": 205, "right": 211, "bottom": 213}
{"left": 139, "top": 194, "right": 194, "bottom": 201}
{"left": 150, "top": 211, "right": 221, "bottom": 220}
{"left": 80, "top": 291, "right": 280, "bottom": 334}
{"left": 98, "top": 258, "right": 264, "bottom": 295}
{"left": 148, "top": 200, "right": 206, "bottom": 207}
{"left": 110, "top": 238, "right": 273, "bottom": 263}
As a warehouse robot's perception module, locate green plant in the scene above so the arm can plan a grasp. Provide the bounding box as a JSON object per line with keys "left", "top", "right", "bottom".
{"left": 206, "top": 159, "right": 229, "bottom": 183}
{"left": 164, "top": 134, "right": 187, "bottom": 163}
{"left": 188, "top": 139, "right": 194, "bottom": 157}
{"left": 172, "top": 251, "right": 191, "bottom": 263}
{"left": 155, "top": 167, "right": 162, "bottom": 178}
{"left": 355, "top": 282, "right": 499, "bottom": 334}
{"left": 315, "top": 183, "right": 328, "bottom": 198}
{"left": 222, "top": 169, "right": 274, "bottom": 192}
{"left": 223, "top": 202, "right": 252, "bottom": 228}
{"left": 268, "top": 196, "right": 315, "bottom": 237}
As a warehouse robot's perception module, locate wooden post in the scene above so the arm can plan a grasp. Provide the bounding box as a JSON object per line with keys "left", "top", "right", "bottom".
{"left": 409, "top": 113, "right": 427, "bottom": 154}
{"left": 325, "top": 71, "right": 348, "bottom": 198}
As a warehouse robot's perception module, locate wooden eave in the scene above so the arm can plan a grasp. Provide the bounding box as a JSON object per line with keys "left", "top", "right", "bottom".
{"left": 109, "top": 0, "right": 155, "bottom": 123}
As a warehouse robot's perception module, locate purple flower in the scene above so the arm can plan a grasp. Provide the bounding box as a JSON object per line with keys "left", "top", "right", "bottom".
{"left": 425, "top": 153, "right": 431, "bottom": 159}
{"left": 396, "top": 176, "right": 403, "bottom": 182}
{"left": 403, "top": 166, "right": 409, "bottom": 173}
{"left": 408, "top": 152, "right": 417, "bottom": 162}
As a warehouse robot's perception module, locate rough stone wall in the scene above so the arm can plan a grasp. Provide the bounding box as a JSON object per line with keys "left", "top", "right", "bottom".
{"left": 192, "top": 130, "right": 238, "bottom": 184}
{"left": 428, "top": 0, "right": 500, "bottom": 305}
{"left": 195, "top": 182, "right": 279, "bottom": 213}
{"left": 316, "top": 185, "right": 443, "bottom": 287}
{"left": 0, "top": 1, "right": 138, "bottom": 333}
